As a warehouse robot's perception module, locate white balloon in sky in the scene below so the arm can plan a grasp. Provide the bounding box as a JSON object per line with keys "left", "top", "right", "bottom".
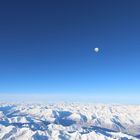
{"left": 94, "top": 47, "right": 99, "bottom": 53}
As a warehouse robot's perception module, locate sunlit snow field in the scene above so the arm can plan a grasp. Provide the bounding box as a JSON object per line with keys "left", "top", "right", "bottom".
{"left": 0, "top": 103, "right": 140, "bottom": 140}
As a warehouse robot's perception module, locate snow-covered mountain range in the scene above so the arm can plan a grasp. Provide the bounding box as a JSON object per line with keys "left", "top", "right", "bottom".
{"left": 0, "top": 103, "right": 140, "bottom": 140}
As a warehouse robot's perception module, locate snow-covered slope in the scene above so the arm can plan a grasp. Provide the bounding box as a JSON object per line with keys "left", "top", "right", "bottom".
{"left": 0, "top": 103, "right": 139, "bottom": 140}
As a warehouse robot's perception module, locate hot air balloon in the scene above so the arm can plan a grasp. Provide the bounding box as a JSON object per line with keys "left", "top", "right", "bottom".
{"left": 94, "top": 47, "right": 99, "bottom": 53}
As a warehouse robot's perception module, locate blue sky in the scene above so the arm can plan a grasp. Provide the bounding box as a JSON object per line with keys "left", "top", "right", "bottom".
{"left": 0, "top": 0, "right": 140, "bottom": 103}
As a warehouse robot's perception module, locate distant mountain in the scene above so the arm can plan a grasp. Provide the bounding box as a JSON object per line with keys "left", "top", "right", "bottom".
{"left": 0, "top": 103, "right": 139, "bottom": 140}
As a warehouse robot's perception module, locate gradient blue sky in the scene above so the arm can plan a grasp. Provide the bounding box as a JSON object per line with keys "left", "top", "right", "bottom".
{"left": 0, "top": 0, "right": 140, "bottom": 103}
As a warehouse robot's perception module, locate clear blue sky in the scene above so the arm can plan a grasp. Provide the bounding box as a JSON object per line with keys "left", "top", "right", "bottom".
{"left": 0, "top": 0, "right": 140, "bottom": 103}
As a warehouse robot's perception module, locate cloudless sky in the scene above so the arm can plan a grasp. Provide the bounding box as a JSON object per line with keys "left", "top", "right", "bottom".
{"left": 0, "top": 0, "right": 140, "bottom": 103}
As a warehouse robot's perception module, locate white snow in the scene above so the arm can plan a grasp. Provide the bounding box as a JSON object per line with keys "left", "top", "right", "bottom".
{"left": 0, "top": 103, "right": 139, "bottom": 140}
